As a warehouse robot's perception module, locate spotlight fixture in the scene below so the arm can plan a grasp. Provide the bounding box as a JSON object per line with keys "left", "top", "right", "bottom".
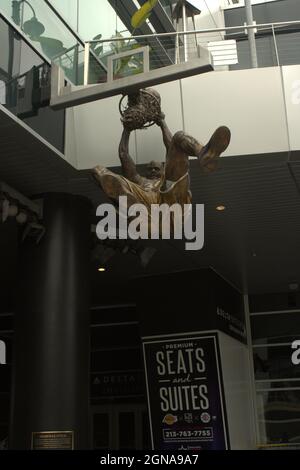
{"left": 1, "top": 182, "right": 44, "bottom": 243}
{"left": 216, "top": 205, "right": 226, "bottom": 212}
{"left": 16, "top": 211, "right": 28, "bottom": 225}
{"left": 1, "top": 199, "right": 18, "bottom": 221}
{"left": 21, "top": 221, "right": 45, "bottom": 244}
{"left": 98, "top": 267, "right": 106, "bottom": 272}
{"left": 1, "top": 182, "right": 40, "bottom": 224}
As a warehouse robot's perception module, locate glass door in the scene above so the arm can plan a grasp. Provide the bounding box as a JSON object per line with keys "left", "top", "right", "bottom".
{"left": 91, "top": 404, "right": 151, "bottom": 450}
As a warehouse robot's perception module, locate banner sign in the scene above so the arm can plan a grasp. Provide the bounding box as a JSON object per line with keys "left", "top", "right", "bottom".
{"left": 143, "top": 333, "right": 229, "bottom": 450}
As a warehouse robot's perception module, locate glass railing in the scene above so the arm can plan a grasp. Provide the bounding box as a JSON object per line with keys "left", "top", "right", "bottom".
{"left": 84, "top": 33, "right": 178, "bottom": 85}
{"left": 0, "top": 14, "right": 65, "bottom": 152}
{"left": 82, "top": 19, "right": 300, "bottom": 86}
{"left": 0, "top": 0, "right": 105, "bottom": 84}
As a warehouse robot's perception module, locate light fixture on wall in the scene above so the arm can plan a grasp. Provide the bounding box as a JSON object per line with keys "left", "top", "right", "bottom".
{"left": 1, "top": 182, "right": 44, "bottom": 243}
{"left": 12, "top": 0, "right": 45, "bottom": 40}
{"left": 1, "top": 198, "right": 18, "bottom": 222}
{"left": 16, "top": 211, "right": 28, "bottom": 225}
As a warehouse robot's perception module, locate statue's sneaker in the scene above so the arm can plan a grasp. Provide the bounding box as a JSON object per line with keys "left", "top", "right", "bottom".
{"left": 198, "top": 126, "right": 231, "bottom": 173}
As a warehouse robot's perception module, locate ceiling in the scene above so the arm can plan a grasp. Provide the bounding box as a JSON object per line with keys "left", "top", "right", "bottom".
{"left": 1, "top": 104, "right": 300, "bottom": 300}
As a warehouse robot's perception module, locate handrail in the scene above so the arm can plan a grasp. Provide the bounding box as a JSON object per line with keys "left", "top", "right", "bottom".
{"left": 44, "top": 0, "right": 85, "bottom": 49}
{"left": 0, "top": 1, "right": 105, "bottom": 85}
{"left": 85, "top": 19, "right": 300, "bottom": 44}
{"left": 43, "top": 0, "right": 104, "bottom": 70}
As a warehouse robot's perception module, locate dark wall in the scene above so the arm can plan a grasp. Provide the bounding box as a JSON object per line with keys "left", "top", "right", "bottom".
{"left": 0, "top": 220, "right": 17, "bottom": 447}
{"left": 137, "top": 268, "right": 246, "bottom": 343}
{"left": 0, "top": 221, "right": 18, "bottom": 313}
{"left": 225, "top": 0, "right": 300, "bottom": 25}
{"left": 230, "top": 32, "right": 300, "bottom": 69}
{"left": 250, "top": 291, "right": 300, "bottom": 312}
{"left": 90, "top": 304, "right": 146, "bottom": 406}
{"left": 23, "top": 105, "right": 65, "bottom": 152}
{"left": 249, "top": 291, "right": 300, "bottom": 358}
{"left": 0, "top": 267, "right": 245, "bottom": 447}
{"left": 224, "top": 0, "right": 300, "bottom": 69}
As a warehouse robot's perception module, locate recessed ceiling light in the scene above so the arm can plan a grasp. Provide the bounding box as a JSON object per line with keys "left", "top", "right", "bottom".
{"left": 98, "top": 267, "right": 106, "bottom": 272}
{"left": 216, "top": 205, "right": 226, "bottom": 212}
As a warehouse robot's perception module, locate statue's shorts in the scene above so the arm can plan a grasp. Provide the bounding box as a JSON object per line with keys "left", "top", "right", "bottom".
{"left": 94, "top": 166, "right": 192, "bottom": 235}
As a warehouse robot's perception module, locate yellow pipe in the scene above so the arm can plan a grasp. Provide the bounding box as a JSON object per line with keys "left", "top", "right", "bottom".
{"left": 131, "top": 0, "right": 159, "bottom": 29}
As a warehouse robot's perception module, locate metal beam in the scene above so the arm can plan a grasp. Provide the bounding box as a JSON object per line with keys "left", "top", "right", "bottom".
{"left": 50, "top": 55, "right": 213, "bottom": 110}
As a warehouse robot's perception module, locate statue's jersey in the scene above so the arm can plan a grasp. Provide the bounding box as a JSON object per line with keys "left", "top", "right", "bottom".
{"left": 94, "top": 166, "right": 192, "bottom": 234}
{"left": 95, "top": 165, "right": 191, "bottom": 208}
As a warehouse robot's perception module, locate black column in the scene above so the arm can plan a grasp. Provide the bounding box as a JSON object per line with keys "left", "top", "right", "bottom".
{"left": 10, "top": 193, "right": 91, "bottom": 449}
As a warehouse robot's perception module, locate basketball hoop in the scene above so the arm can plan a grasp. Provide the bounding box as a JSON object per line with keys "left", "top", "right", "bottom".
{"left": 119, "top": 88, "right": 162, "bottom": 130}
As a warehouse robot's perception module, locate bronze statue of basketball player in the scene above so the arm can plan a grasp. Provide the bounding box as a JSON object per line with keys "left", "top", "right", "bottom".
{"left": 93, "top": 88, "right": 231, "bottom": 225}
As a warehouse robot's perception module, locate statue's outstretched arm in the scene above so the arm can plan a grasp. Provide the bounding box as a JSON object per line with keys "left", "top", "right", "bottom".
{"left": 157, "top": 114, "right": 173, "bottom": 152}
{"left": 119, "top": 127, "right": 142, "bottom": 184}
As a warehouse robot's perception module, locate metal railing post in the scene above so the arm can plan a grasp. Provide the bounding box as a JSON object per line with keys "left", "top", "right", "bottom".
{"left": 175, "top": 32, "right": 179, "bottom": 64}
{"left": 83, "top": 42, "right": 90, "bottom": 86}
{"left": 245, "top": 0, "right": 258, "bottom": 68}
{"left": 182, "top": 2, "right": 188, "bottom": 62}
{"left": 272, "top": 24, "right": 280, "bottom": 66}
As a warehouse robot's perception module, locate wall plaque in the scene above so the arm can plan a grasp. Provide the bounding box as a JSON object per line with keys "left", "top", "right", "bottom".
{"left": 31, "top": 431, "right": 74, "bottom": 450}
